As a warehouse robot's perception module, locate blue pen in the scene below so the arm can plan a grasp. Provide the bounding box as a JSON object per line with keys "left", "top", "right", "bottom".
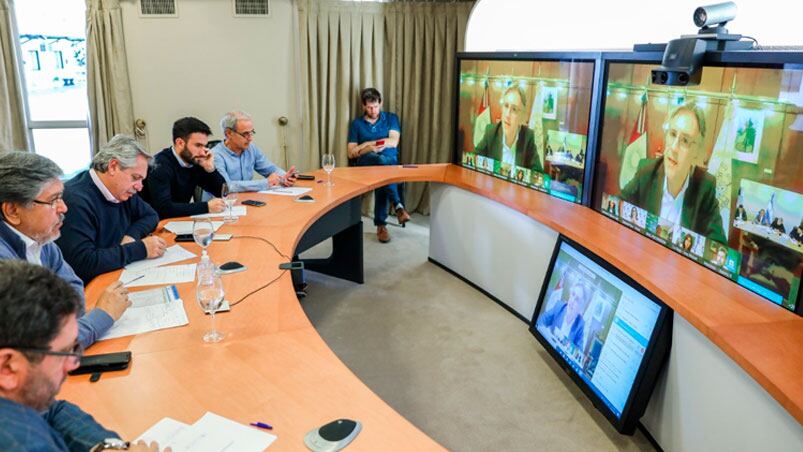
{"left": 250, "top": 422, "right": 273, "bottom": 430}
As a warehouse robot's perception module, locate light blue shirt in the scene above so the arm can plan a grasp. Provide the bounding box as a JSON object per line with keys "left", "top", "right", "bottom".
{"left": 210, "top": 141, "right": 285, "bottom": 193}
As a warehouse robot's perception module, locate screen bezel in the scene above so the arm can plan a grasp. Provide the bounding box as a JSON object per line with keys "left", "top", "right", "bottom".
{"left": 529, "top": 234, "right": 673, "bottom": 434}
{"left": 453, "top": 51, "right": 603, "bottom": 205}
{"left": 590, "top": 50, "right": 803, "bottom": 315}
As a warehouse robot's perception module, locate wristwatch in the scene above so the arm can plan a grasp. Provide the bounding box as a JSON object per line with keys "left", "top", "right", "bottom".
{"left": 90, "top": 438, "right": 130, "bottom": 451}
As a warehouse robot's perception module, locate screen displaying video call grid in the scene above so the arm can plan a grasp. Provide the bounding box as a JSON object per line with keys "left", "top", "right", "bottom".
{"left": 531, "top": 238, "right": 669, "bottom": 430}
{"left": 455, "top": 57, "right": 595, "bottom": 203}
{"left": 593, "top": 61, "right": 803, "bottom": 312}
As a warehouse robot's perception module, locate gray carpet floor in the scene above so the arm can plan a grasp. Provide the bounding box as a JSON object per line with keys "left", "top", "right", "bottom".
{"left": 300, "top": 214, "right": 656, "bottom": 452}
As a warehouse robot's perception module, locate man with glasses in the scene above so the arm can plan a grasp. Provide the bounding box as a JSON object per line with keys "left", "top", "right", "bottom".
{"left": 56, "top": 135, "right": 166, "bottom": 284}
{"left": 141, "top": 117, "right": 227, "bottom": 219}
{"left": 0, "top": 261, "right": 160, "bottom": 451}
{"left": 620, "top": 102, "right": 725, "bottom": 243}
{"left": 209, "top": 111, "right": 297, "bottom": 195}
{"left": 474, "top": 85, "right": 543, "bottom": 174}
{"left": 0, "top": 151, "right": 130, "bottom": 348}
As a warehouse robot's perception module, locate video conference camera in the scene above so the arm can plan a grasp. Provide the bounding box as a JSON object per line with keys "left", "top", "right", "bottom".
{"left": 643, "top": 2, "right": 755, "bottom": 87}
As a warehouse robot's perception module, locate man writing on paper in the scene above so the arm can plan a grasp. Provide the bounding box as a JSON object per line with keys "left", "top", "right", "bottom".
{"left": 209, "top": 111, "right": 297, "bottom": 194}
{"left": 620, "top": 103, "right": 725, "bottom": 243}
{"left": 347, "top": 88, "right": 410, "bottom": 243}
{"left": 0, "top": 261, "right": 162, "bottom": 451}
{"left": 57, "top": 135, "right": 166, "bottom": 284}
{"left": 0, "top": 152, "right": 130, "bottom": 348}
{"left": 141, "top": 117, "right": 227, "bottom": 219}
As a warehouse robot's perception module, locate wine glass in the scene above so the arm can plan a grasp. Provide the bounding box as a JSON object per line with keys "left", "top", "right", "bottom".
{"left": 322, "top": 153, "right": 335, "bottom": 186}
{"left": 193, "top": 219, "right": 214, "bottom": 261}
{"left": 196, "top": 270, "right": 225, "bottom": 343}
{"left": 221, "top": 183, "right": 237, "bottom": 223}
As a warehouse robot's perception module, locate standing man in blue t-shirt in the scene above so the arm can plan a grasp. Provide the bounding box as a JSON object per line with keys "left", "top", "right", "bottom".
{"left": 347, "top": 88, "right": 410, "bottom": 243}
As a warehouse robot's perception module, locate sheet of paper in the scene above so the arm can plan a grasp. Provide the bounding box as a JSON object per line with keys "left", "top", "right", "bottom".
{"left": 191, "top": 205, "right": 247, "bottom": 219}
{"left": 163, "top": 221, "right": 224, "bottom": 235}
{"left": 119, "top": 264, "right": 197, "bottom": 288}
{"left": 125, "top": 245, "right": 197, "bottom": 272}
{"left": 99, "top": 286, "right": 189, "bottom": 340}
{"left": 165, "top": 412, "right": 277, "bottom": 452}
{"left": 258, "top": 186, "right": 312, "bottom": 197}
{"left": 136, "top": 417, "right": 189, "bottom": 445}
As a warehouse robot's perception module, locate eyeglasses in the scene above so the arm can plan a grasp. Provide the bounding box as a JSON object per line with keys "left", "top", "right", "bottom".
{"left": 31, "top": 194, "right": 64, "bottom": 209}
{"left": 6, "top": 342, "right": 84, "bottom": 362}
{"left": 665, "top": 128, "right": 698, "bottom": 149}
{"left": 230, "top": 128, "right": 256, "bottom": 139}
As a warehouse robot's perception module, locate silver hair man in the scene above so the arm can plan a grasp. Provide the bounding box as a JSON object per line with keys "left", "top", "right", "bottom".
{"left": 91, "top": 134, "right": 152, "bottom": 173}
{"left": 0, "top": 151, "right": 63, "bottom": 215}
{"left": 220, "top": 111, "right": 253, "bottom": 135}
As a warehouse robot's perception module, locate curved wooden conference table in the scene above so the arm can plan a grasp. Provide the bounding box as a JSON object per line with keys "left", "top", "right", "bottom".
{"left": 61, "top": 164, "right": 803, "bottom": 450}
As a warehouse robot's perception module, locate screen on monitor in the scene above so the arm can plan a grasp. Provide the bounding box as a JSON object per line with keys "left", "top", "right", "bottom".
{"left": 530, "top": 236, "right": 672, "bottom": 434}
{"left": 455, "top": 55, "right": 595, "bottom": 203}
{"left": 593, "top": 60, "right": 803, "bottom": 312}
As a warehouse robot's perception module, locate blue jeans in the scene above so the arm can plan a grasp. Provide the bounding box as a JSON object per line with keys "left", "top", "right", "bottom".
{"left": 355, "top": 152, "right": 400, "bottom": 226}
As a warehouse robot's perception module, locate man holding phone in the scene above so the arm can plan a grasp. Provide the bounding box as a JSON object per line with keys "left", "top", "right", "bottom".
{"left": 347, "top": 88, "right": 410, "bottom": 243}
{"left": 209, "top": 111, "right": 297, "bottom": 196}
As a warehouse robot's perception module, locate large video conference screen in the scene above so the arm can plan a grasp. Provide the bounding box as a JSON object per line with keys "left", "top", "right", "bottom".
{"left": 456, "top": 56, "right": 595, "bottom": 203}
{"left": 531, "top": 237, "right": 671, "bottom": 434}
{"left": 593, "top": 62, "right": 803, "bottom": 312}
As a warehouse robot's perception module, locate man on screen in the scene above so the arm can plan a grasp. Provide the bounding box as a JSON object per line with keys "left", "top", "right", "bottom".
{"left": 474, "top": 85, "right": 543, "bottom": 174}
{"left": 620, "top": 103, "right": 725, "bottom": 243}
{"left": 538, "top": 279, "right": 592, "bottom": 352}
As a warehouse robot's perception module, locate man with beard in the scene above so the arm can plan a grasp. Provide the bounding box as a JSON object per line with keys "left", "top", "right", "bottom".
{"left": 0, "top": 261, "right": 161, "bottom": 451}
{"left": 57, "top": 135, "right": 166, "bottom": 283}
{"left": 0, "top": 152, "right": 130, "bottom": 348}
{"left": 141, "top": 117, "right": 227, "bottom": 219}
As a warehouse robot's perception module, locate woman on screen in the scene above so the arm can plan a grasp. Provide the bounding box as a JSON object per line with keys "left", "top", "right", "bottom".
{"left": 538, "top": 279, "right": 592, "bottom": 352}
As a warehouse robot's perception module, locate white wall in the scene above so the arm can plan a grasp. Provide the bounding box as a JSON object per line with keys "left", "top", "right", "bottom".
{"left": 466, "top": 0, "right": 802, "bottom": 51}
{"left": 120, "top": 0, "right": 303, "bottom": 169}
{"left": 429, "top": 184, "right": 558, "bottom": 319}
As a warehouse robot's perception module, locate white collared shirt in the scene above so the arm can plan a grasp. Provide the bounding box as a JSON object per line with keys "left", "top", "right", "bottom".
{"left": 89, "top": 169, "right": 120, "bottom": 204}
{"left": 501, "top": 128, "right": 517, "bottom": 166}
{"left": 3, "top": 221, "right": 43, "bottom": 265}
{"left": 660, "top": 174, "right": 690, "bottom": 226}
{"left": 171, "top": 146, "right": 193, "bottom": 168}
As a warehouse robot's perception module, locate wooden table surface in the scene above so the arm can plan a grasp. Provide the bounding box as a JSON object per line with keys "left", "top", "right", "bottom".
{"left": 59, "top": 164, "right": 802, "bottom": 451}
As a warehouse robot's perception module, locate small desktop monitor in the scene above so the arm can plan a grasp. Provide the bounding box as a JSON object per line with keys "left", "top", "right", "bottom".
{"left": 593, "top": 53, "right": 803, "bottom": 313}
{"left": 454, "top": 53, "right": 597, "bottom": 203}
{"left": 530, "top": 236, "right": 672, "bottom": 434}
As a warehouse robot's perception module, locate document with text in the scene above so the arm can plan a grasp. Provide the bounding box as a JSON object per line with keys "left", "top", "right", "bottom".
{"left": 99, "top": 286, "right": 189, "bottom": 340}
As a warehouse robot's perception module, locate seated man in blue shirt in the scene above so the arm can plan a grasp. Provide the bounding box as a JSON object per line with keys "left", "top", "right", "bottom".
{"left": 210, "top": 111, "right": 298, "bottom": 193}
{"left": 57, "top": 135, "right": 167, "bottom": 284}
{"left": 0, "top": 261, "right": 160, "bottom": 451}
{"left": 0, "top": 151, "right": 130, "bottom": 348}
{"left": 347, "top": 88, "right": 411, "bottom": 243}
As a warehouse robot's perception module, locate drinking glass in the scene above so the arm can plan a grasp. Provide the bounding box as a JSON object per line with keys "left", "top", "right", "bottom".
{"left": 322, "top": 153, "right": 335, "bottom": 186}
{"left": 196, "top": 270, "right": 225, "bottom": 343}
{"left": 193, "top": 219, "right": 214, "bottom": 261}
{"left": 221, "top": 183, "right": 237, "bottom": 223}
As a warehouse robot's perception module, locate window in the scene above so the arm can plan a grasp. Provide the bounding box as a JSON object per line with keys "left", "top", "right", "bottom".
{"left": 14, "top": 0, "right": 91, "bottom": 176}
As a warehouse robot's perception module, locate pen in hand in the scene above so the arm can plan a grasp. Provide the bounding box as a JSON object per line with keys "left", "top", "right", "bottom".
{"left": 121, "top": 274, "right": 145, "bottom": 286}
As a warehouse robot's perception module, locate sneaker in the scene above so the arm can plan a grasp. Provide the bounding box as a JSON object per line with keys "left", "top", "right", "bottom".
{"left": 377, "top": 225, "right": 391, "bottom": 243}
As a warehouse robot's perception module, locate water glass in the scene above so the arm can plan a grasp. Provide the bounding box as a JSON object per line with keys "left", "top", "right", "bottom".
{"left": 193, "top": 219, "right": 214, "bottom": 260}
{"left": 221, "top": 183, "right": 237, "bottom": 223}
{"left": 196, "top": 270, "right": 225, "bottom": 343}
{"left": 322, "top": 153, "right": 335, "bottom": 186}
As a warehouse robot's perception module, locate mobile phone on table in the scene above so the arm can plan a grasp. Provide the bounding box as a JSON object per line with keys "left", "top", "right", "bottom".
{"left": 175, "top": 234, "right": 194, "bottom": 242}
{"left": 69, "top": 351, "right": 131, "bottom": 375}
{"left": 297, "top": 174, "right": 315, "bottom": 181}
{"left": 242, "top": 199, "right": 266, "bottom": 207}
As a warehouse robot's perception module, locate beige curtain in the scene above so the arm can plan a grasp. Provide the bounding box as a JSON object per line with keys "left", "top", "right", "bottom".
{"left": 0, "top": 0, "right": 27, "bottom": 152}
{"left": 298, "top": 0, "right": 473, "bottom": 215}
{"left": 86, "top": 0, "right": 134, "bottom": 153}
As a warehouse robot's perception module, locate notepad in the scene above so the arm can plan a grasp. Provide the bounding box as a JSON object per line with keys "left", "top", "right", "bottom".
{"left": 137, "top": 412, "right": 277, "bottom": 451}
{"left": 259, "top": 186, "right": 312, "bottom": 197}
{"left": 191, "top": 205, "right": 247, "bottom": 219}
{"left": 163, "top": 221, "right": 224, "bottom": 235}
{"left": 125, "top": 245, "right": 197, "bottom": 273}
{"left": 119, "top": 263, "right": 197, "bottom": 288}
{"left": 99, "top": 286, "right": 189, "bottom": 340}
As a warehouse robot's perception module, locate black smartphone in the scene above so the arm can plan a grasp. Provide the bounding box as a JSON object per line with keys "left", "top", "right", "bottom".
{"left": 242, "top": 199, "right": 266, "bottom": 207}
{"left": 175, "top": 233, "right": 194, "bottom": 242}
{"left": 69, "top": 351, "right": 131, "bottom": 375}
{"left": 297, "top": 174, "right": 315, "bottom": 181}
